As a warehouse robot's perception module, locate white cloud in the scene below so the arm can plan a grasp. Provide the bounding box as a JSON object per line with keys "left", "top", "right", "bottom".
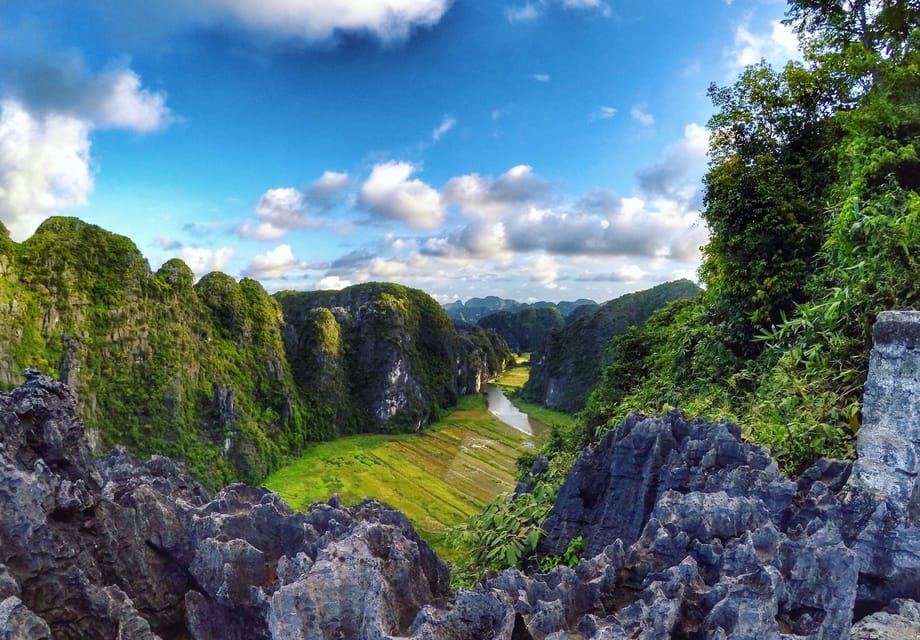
{"left": 239, "top": 185, "right": 330, "bottom": 241}
{"left": 442, "top": 164, "right": 551, "bottom": 218}
{"left": 0, "top": 99, "right": 93, "bottom": 241}
{"left": 591, "top": 106, "right": 618, "bottom": 120}
{"left": 307, "top": 170, "right": 349, "bottom": 201}
{"left": 531, "top": 254, "right": 559, "bottom": 288}
{"left": 178, "top": 246, "right": 235, "bottom": 279}
{"left": 92, "top": 68, "right": 172, "bottom": 132}
{"left": 574, "top": 264, "right": 648, "bottom": 282}
{"left": 358, "top": 161, "right": 444, "bottom": 230}
{"left": 153, "top": 236, "right": 182, "bottom": 250}
{"left": 317, "top": 275, "right": 352, "bottom": 290}
{"left": 431, "top": 115, "right": 456, "bottom": 141}
{"left": 237, "top": 221, "right": 287, "bottom": 241}
{"left": 254, "top": 188, "right": 307, "bottom": 228}
{"left": 3, "top": 54, "right": 172, "bottom": 133}
{"left": 508, "top": 0, "right": 610, "bottom": 21}
{"left": 243, "top": 243, "right": 299, "bottom": 279}
{"left": 92, "top": 0, "right": 453, "bottom": 44}
{"left": 530, "top": 73, "right": 551, "bottom": 82}
{"left": 729, "top": 20, "right": 800, "bottom": 70}
{"left": 560, "top": 0, "right": 611, "bottom": 15}
{"left": 630, "top": 105, "right": 655, "bottom": 126}
{"left": 0, "top": 53, "right": 172, "bottom": 239}
{"left": 637, "top": 122, "right": 709, "bottom": 205}
{"left": 507, "top": 3, "right": 540, "bottom": 21}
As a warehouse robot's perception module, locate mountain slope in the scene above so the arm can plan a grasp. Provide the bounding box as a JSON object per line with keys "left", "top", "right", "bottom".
{"left": 523, "top": 279, "right": 701, "bottom": 412}
{"left": 0, "top": 217, "right": 509, "bottom": 485}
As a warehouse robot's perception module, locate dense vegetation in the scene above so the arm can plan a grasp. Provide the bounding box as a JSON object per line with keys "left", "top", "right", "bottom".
{"left": 523, "top": 280, "right": 700, "bottom": 412}
{"left": 477, "top": 306, "right": 566, "bottom": 352}
{"left": 447, "top": 0, "right": 920, "bottom": 584}
{"left": 0, "top": 224, "right": 510, "bottom": 487}
{"left": 579, "top": 0, "right": 920, "bottom": 473}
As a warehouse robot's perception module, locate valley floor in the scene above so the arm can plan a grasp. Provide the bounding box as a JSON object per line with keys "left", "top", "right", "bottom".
{"left": 263, "top": 362, "right": 573, "bottom": 559}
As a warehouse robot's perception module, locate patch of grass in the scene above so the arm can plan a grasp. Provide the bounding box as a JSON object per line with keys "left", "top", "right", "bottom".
{"left": 263, "top": 393, "right": 534, "bottom": 557}
{"left": 507, "top": 397, "right": 577, "bottom": 430}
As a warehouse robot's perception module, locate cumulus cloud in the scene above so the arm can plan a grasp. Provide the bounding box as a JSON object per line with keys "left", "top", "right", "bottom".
{"left": 637, "top": 122, "right": 708, "bottom": 206}
{"left": 305, "top": 170, "right": 350, "bottom": 208}
{"left": 0, "top": 52, "right": 171, "bottom": 240}
{"left": 0, "top": 99, "right": 93, "bottom": 240}
{"left": 240, "top": 175, "right": 344, "bottom": 242}
{"left": 729, "top": 20, "right": 800, "bottom": 70}
{"left": 531, "top": 254, "right": 559, "bottom": 288}
{"left": 630, "top": 105, "right": 655, "bottom": 126}
{"left": 90, "top": 0, "right": 452, "bottom": 45}
{"left": 442, "top": 164, "right": 551, "bottom": 218}
{"left": 317, "top": 275, "right": 353, "bottom": 290}
{"left": 431, "top": 115, "right": 456, "bottom": 141}
{"left": 358, "top": 161, "right": 444, "bottom": 230}
{"left": 178, "top": 246, "right": 235, "bottom": 279}
{"left": 2, "top": 54, "right": 172, "bottom": 133}
{"left": 243, "top": 243, "right": 300, "bottom": 279}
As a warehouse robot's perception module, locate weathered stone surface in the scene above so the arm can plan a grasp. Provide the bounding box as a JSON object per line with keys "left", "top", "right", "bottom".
{"left": 851, "top": 599, "right": 920, "bottom": 639}
{"left": 851, "top": 310, "right": 920, "bottom": 519}
{"left": 2, "top": 308, "right": 920, "bottom": 639}
{"left": 540, "top": 410, "right": 794, "bottom": 558}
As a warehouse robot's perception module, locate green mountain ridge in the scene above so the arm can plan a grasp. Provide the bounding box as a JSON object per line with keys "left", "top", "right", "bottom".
{"left": 523, "top": 279, "right": 702, "bottom": 412}
{"left": 443, "top": 296, "right": 597, "bottom": 325}
{"left": 0, "top": 217, "right": 511, "bottom": 486}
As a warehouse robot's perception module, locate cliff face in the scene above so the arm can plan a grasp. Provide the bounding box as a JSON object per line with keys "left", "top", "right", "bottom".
{"left": 0, "top": 218, "right": 509, "bottom": 485}
{"left": 476, "top": 306, "right": 565, "bottom": 353}
{"left": 277, "top": 283, "right": 512, "bottom": 436}
{"left": 2, "top": 311, "right": 920, "bottom": 639}
{"left": 524, "top": 279, "right": 701, "bottom": 412}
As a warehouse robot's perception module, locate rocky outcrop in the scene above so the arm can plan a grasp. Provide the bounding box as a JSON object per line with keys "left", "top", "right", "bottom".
{"left": 3, "top": 311, "right": 920, "bottom": 639}
{"left": 524, "top": 279, "right": 700, "bottom": 412}
{"left": 277, "top": 283, "right": 511, "bottom": 436}
{"left": 0, "top": 371, "right": 449, "bottom": 639}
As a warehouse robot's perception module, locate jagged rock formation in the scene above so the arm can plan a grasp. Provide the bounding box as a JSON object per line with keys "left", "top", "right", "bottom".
{"left": 2, "top": 311, "right": 920, "bottom": 638}
{"left": 0, "top": 218, "right": 508, "bottom": 485}
{"left": 525, "top": 279, "right": 701, "bottom": 412}
{"left": 0, "top": 370, "right": 450, "bottom": 639}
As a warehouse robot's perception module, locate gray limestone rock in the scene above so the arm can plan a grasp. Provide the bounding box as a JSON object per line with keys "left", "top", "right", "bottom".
{"left": 3, "top": 308, "right": 920, "bottom": 639}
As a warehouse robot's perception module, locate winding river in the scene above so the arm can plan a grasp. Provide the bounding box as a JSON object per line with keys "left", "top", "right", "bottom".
{"left": 484, "top": 384, "right": 548, "bottom": 440}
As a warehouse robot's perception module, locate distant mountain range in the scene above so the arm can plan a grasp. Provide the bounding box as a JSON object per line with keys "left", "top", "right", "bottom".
{"left": 443, "top": 296, "right": 598, "bottom": 325}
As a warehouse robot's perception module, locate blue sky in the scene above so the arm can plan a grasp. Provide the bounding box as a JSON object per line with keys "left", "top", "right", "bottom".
{"left": 0, "top": 0, "right": 798, "bottom": 303}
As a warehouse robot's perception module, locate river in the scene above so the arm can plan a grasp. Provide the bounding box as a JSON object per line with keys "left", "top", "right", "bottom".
{"left": 484, "top": 384, "right": 548, "bottom": 439}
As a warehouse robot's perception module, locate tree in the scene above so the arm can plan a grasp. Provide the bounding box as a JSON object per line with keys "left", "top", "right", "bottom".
{"left": 701, "top": 61, "right": 840, "bottom": 356}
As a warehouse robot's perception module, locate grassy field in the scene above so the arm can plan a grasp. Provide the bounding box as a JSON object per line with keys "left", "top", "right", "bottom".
{"left": 263, "top": 394, "right": 533, "bottom": 557}
{"left": 264, "top": 357, "right": 579, "bottom": 559}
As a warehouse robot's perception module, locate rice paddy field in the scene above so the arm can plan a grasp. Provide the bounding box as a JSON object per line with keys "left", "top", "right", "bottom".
{"left": 263, "top": 361, "right": 573, "bottom": 558}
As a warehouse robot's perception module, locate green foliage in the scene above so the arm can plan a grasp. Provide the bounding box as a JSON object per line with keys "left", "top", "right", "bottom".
{"left": 540, "top": 536, "right": 586, "bottom": 572}
{"left": 477, "top": 307, "right": 565, "bottom": 353}
{"left": 447, "top": 483, "right": 556, "bottom": 587}
{"left": 578, "top": 7, "right": 920, "bottom": 475}
{"left": 523, "top": 280, "right": 700, "bottom": 413}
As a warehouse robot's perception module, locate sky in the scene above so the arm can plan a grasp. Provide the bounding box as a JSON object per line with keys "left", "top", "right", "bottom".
{"left": 0, "top": 0, "right": 799, "bottom": 304}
